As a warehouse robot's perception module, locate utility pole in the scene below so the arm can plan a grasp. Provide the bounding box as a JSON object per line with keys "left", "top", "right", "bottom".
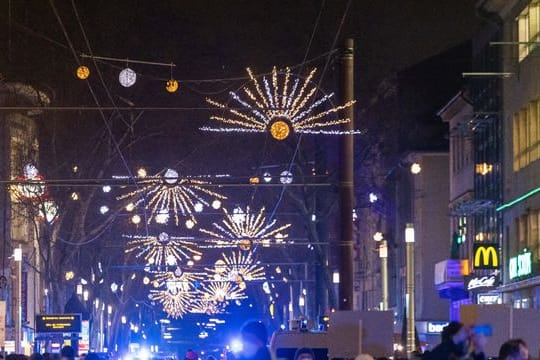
{"left": 405, "top": 224, "right": 416, "bottom": 357}
{"left": 379, "top": 240, "right": 389, "bottom": 311}
{"left": 338, "top": 38, "right": 355, "bottom": 311}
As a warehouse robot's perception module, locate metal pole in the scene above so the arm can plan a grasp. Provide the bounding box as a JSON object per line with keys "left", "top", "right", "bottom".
{"left": 405, "top": 224, "right": 415, "bottom": 357}
{"left": 13, "top": 247, "right": 22, "bottom": 354}
{"left": 338, "top": 38, "right": 355, "bottom": 311}
{"left": 379, "top": 240, "right": 388, "bottom": 311}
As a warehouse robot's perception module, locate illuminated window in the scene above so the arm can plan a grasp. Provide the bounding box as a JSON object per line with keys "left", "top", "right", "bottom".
{"left": 513, "top": 99, "right": 540, "bottom": 171}
{"left": 475, "top": 163, "right": 493, "bottom": 175}
{"left": 517, "top": 1, "right": 540, "bottom": 62}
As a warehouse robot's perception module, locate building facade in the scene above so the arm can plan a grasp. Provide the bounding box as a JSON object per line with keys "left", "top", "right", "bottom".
{"left": 499, "top": 0, "right": 540, "bottom": 308}
{"left": 0, "top": 82, "right": 49, "bottom": 353}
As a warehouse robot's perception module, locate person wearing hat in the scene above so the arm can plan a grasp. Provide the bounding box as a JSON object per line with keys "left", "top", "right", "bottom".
{"left": 423, "top": 321, "right": 470, "bottom": 359}
{"left": 238, "top": 321, "right": 272, "bottom": 360}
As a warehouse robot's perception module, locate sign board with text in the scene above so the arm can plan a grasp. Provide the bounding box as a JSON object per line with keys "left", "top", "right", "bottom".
{"left": 509, "top": 250, "right": 533, "bottom": 280}
{"left": 36, "top": 314, "right": 82, "bottom": 333}
{"left": 473, "top": 244, "right": 499, "bottom": 270}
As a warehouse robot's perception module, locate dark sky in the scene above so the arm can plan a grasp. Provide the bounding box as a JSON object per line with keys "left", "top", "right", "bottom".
{"left": 0, "top": 0, "right": 482, "bottom": 172}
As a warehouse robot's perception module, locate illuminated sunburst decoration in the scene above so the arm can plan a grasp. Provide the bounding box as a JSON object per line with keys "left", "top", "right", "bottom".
{"left": 149, "top": 268, "right": 202, "bottom": 318}
{"left": 200, "top": 281, "right": 247, "bottom": 303}
{"left": 202, "top": 67, "right": 357, "bottom": 140}
{"left": 124, "top": 232, "right": 201, "bottom": 269}
{"left": 11, "top": 164, "right": 46, "bottom": 201}
{"left": 208, "top": 251, "right": 266, "bottom": 285}
{"left": 117, "top": 168, "right": 226, "bottom": 227}
{"left": 189, "top": 297, "right": 226, "bottom": 315}
{"left": 199, "top": 206, "right": 291, "bottom": 251}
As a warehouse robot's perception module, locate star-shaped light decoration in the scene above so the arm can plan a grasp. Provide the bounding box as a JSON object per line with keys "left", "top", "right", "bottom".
{"left": 117, "top": 168, "right": 226, "bottom": 228}
{"left": 202, "top": 67, "right": 357, "bottom": 140}
{"left": 124, "top": 232, "right": 202, "bottom": 270}
{"left": 207, "top": 251, "right": 266, "bottom": 286}
{"left": 199, "top": 206, "right": 291, "bottom": 251}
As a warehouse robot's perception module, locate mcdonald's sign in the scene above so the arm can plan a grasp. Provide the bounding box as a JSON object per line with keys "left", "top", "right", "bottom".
{"left": 473, "top": 244, "right": 499, "bottom": 269}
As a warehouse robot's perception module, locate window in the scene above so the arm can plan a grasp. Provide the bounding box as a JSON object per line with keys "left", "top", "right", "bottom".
{"left": 517, "top": 1, "right": 540, "bottom": 62}
{"left": 512, "top": 99, "right": 540, "bottom": 171}
{"left": 515, "top": 209, "right": 540, "bottom": 259}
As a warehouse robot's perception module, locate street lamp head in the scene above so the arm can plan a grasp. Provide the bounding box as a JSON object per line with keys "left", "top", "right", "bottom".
{"left": 373, "top": 232, "right": 384, "bottom": 242}
{"left": 332, "top": 270, "right": 340, "bottom": 284}
{"left": 405, "top": 223, "right": 415, "bottom": 243}
{"left": 410, "top": 163, "right": 422, "bottom": 175}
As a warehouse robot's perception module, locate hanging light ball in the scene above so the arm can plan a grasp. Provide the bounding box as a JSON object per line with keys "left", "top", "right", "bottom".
{"left": 238, "top": 239, "right": 252, "bottom": 251}
{"left": 119, "top": 67, "right": 137, "bottom": 87}
{"left": 279, "top": 171, "right": 293, "bottom": 184}
{"left": 269, "top": 119, "right": 291, "bottom": 140}
{"left": 76, "top": 66, "right": 90, "bottom": 80}
{"left": 163, "top": 168, "right": 179, "bottom": 185}
{"left": 166, "top": 79, "right": 179, "bottom": 93}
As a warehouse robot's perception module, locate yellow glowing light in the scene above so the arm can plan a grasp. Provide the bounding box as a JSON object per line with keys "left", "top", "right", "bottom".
{"left": 125, "top": 203, "right": 135, "bottom": 212}
{"left": 65, "top": 271, "right": 75, "bottom": 281}
{"left": 76, "top": 66, "right": 90, "bottom": 80}
{"left": 204, "top": 66, "right": 357, "bottom": 137}
{"left": 249, "top": 177, "right": 260, "bottom": 184}
{"left": 131, "top": 214, "right": 141, "bottom": 224}
{"left": 270, "top": 120, "right": 290, "bottom": 140}
{"left": 200, "top": 281, "right": 246, "bottom": 303}
{"left": 410, "top": 163, "right": 422, "bottom": 174}
{"left": 149, "top": 270, "right": 202, "bottom": 318}
{"left": 166, "top": 79, "right": 179, "bottom": 93}
{"left": 71, "top": 192, "right": 79, "bottom": 201}
{"left": 137, "top": 167, "right": 147, "bottom": 178}
{"left": 143, "top": 276, "right": 150, "bottom": 285}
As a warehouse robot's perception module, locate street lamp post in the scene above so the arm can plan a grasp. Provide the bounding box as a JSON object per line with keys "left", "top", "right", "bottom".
{"left": 379, "top": 240, "right": 388, "bottom": 311}
{"left": 405, "top": 224, "right": 415, "bottom": 357}
{"left": 13, "top": 247, "right": 22, "bottom": 354}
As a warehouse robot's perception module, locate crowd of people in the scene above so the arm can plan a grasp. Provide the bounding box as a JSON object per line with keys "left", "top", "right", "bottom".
{"left": 229, "top": 320, "right": 531, "bottom": 360}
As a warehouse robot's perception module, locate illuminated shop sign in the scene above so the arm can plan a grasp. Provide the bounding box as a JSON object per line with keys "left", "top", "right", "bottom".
{"left": 467, "top": 275, "right": 497, "bottom": 291}
{"left": 36, "top": 314, "right": 81, "bottom": 333}
{"left": 477, "top": 293, "right": 501, "bottom": 305}
{"left": 427, "top": 321, "right": 449, "bottom": 334}
{"left": 509, "top": 250, "right": 533, "bottom": 280}
{"left": 473, "top": 244, "right": 499, "bottom": 269}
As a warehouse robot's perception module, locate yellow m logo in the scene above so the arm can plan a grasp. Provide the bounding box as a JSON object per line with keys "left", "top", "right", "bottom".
{"left": 474, "top": 245, "right": 498, "bottom": 268}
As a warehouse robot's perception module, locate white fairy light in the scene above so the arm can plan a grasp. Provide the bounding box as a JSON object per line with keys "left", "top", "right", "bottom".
{"left": 119, "top": 67, "right": 137, "bottom": 87}
{"left": 99, "top": 205, "right": 109, "bottom": 214}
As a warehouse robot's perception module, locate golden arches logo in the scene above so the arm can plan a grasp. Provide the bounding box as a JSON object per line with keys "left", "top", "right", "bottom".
{"left": 473, "top": 245, "right": 499, "bottom": 269}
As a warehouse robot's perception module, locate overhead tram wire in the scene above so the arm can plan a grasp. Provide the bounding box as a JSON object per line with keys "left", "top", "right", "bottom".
{"left": 49, "top": 0, "right": 150, "bottom": 237}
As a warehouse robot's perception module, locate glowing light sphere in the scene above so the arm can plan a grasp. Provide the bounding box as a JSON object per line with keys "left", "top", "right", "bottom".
{"left": 137, "top": 167, "right": 148, "bottom": 178}
{"left": 263, "top": 172, "right": 272, "bottom": 183}
{"left": 99, "top": 205, "right": 109, "bottom": 215}
{"left": 125, "top": 203, "right": 135, "bottom": 212}
{"left": 410, "top": 162, "right": 422, "bottom": 174}
{"left": 279, "top": 171, "right": 293, "bottom": 184}
{"left": 124, "top": 232, "right": 201, "bottom": 271}
{"left": 203, "top": 66, "right": 357, "bottom": 138}
{"left": 185, "top": 219, "right": 195, "bottom": 229}
{"left": 119, "top": 67, "right": 137, "bottom": 87}
{"left": 270, "top": 119, "right": 291, "bottom": 140}
{"left": 39, "top": 200, "right": 58, "bottom": 224}
{"left": 207, "top": 251, "right": 266, "bottom": 283}
{"left": 76, "top": 65, "right": 90, "bottom": 80}
{"left": 71, "top": 192, "right": 80, "bottom": 201}
{"left": 194, "top": 202, "right": 204, "bottom": 213}
{"left": 131, "top": 214, "right": 141, "bottom": 224}
{"left": 116, "top": 168, "right": 226, "bottom": 226}
{"left": 166, "top": 79, "right": 179, "bottom": 93}
{"left": 200, "top": 206, "right": 291, "bottom": 250}
{"left": 212, "top": 200, "right": 222, "bottom": 210}
{"left": 102, "top": 185, "right": 112, "bottom": 193}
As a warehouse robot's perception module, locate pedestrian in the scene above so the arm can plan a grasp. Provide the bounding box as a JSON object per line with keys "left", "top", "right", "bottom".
{"left": 423, "top": 321, "right": 469, "bottom": 359}
{"left": 237, "top": 321, "right": 272, "bottom": 360}
{"left": 294, "top": 348, "right": 315, "bottom": 360}
{"left": 60, "top": 346, "right": 75, "bottom": 360}
{"left": 185, "top": 350, "right": 199, "bottom": 360}
{"left": 29, "top": 354, "right": 43, "bottom": 360}
{"left": 498, "top": 339, "right": 529, "bottom": 360}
